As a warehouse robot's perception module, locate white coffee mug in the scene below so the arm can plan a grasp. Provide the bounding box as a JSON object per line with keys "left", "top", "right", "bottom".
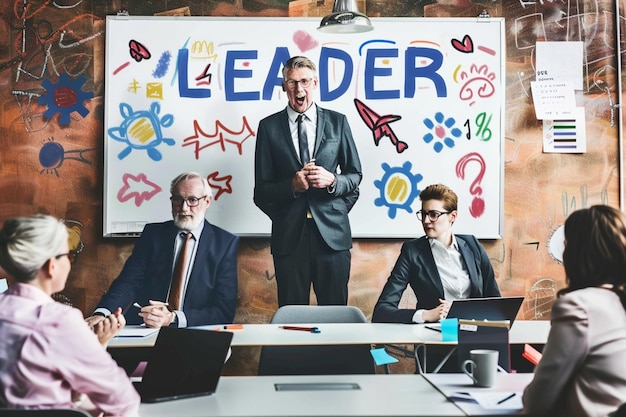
{"left": 462, "top": 349, "right": 499, "bottom": 387}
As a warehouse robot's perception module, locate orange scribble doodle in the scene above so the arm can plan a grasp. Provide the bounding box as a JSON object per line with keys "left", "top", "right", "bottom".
{"left": 182, "top": 117, "right": 255, "bottom": 160}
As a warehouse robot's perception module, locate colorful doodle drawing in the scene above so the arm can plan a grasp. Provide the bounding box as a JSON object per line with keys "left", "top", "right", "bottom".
{"left": 374, "top": 161, "right": 423, "bottom": 219}
{"left": 38, "top": 73, "right": 94, "bottom": 126}
{"left": 455, "top": 64, "right": 496, "bottom": 106}
{"left": 108, "top": 102, "right": 175, "bottom": 161}
{"left": 39, "top": 137, "right": 95, "bottom": 176}
{"left": 129, "top": 39, "right": 151, "bottom": 62}
{"left": 455, "top": 152, "right": 486, "bottom": 218}
{"left": 422, "top": 112, "right": 463, "bottom": 153}
{"left": 117, "top": 172, "right": 162, "bottom": 207}
{"left": 206, "top": 171, "right": 233, "bottom": 201}
{"left": 182, "top": 117, "right": 255, "bottom": 159}
{"left": 354, "top": 98, "right": 407, "bottom": 153}
{"left": 293, "top": 30, "right": 318, "bottom": 52}
{"left": 451, "top": 34, "right": 473, "bottom": 53}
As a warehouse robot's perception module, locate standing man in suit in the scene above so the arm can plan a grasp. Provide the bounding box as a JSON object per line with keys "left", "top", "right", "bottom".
{"left": 86, "top": 172, "right": 238, "bottom": 328}
{"left": 254, "top": 55, "right": 362, "bottom": 307}
{"left": 372, "top": 183, "right": 500, "bottom": 323}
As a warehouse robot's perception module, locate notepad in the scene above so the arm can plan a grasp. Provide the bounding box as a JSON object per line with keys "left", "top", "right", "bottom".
{"left": 116, "top": 326, "right": 159, "bottom": 338}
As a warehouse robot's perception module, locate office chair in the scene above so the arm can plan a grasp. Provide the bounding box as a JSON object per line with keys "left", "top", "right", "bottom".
{"left": 257, "top": 305, "right": 376, "bottom": 375}
{"left": 0, "top": 409, "right": 90, "bottom": 417}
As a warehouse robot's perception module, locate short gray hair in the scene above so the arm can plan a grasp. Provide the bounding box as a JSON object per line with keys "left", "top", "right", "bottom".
{"left": 0, "top": 214, "right": 68, "bottom": 283}
{"left": 170, "top": 172, "right": 213, "bottom": 198}
{"left": 282, "top": 56, "right": 317, "bottom": 78}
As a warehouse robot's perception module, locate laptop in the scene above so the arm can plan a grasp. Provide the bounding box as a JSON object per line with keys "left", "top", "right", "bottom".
{"left": 445, "top": 296, "right": 525, "bottom": 325}
{"left": 133, "top": 327, "right": 233, "bottom": 403}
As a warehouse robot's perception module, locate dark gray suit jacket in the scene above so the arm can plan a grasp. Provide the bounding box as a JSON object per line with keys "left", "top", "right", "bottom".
{"left": 254, "top": 105, "right": 362, "bottom": 255}
{"left": 372, "top": 235, "right": 500, "bottom": 323}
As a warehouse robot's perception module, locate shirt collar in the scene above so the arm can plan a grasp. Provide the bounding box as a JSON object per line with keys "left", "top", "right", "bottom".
{"left": 287, "top": 104, "right": 317, "bottom": 124}
{"left": 428, "top": 235, "right": 459, "bottom": 251}
{"left": 7, "top": 282, "right": 54, "bottom": 304}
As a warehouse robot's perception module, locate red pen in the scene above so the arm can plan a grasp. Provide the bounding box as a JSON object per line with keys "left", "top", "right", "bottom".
{"left": 279, "top": 325, "right": 321, "bottom": 333}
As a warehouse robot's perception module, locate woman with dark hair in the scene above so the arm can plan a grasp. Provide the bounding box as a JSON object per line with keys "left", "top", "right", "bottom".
{"left": 0, "top": 214, "right": 139, "bottom": 416}
{"left": 523, "top": 205, "right": 626, "bottom": 417}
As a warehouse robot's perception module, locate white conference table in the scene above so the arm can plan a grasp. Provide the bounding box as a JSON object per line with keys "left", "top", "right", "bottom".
{"left": 108, "top": 321, "right": 550, "bottom": 349}
{"left": 425, "top": 373, "right": 534, "bottom": 415}
{"left": 138, "top": 374, "right": 467, "bottom": 417}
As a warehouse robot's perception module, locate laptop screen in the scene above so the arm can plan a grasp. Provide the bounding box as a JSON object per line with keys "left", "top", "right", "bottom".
{"left": 446, "top": 296, "right": 525, "bottom": 324}
{"left": 137, "top": 327, "right": 233, "bottom": 403}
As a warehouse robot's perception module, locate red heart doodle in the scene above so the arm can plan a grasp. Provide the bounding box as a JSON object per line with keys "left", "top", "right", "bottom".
{"left": 451, "top": 35, "right": 473, "bottom": 53}
{"left": 293, "top": 30, "right": 318, "bottom": 53}
{"left": 129, "top": 39, "right": 151, "bottom": 62}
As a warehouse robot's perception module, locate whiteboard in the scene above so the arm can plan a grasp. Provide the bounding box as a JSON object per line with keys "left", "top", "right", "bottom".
{"left": 104, "top": 16, "right": 505, "bottom": 238}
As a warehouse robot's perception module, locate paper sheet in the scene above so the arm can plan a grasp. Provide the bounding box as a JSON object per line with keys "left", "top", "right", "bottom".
{"left": 116, "top": 326, "right": 159, "bottom": 338}
{"left": 450, "top": 391, "right": 523, "bottom": 410}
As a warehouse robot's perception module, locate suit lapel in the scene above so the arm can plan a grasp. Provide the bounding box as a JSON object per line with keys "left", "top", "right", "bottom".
{"left": 313, "top": 105, "right": 324, "bottom": 158}
{"left": 416, "top": 237, "right": 445, "bottom": 297}
{"left": 185, "top": 220, "right": 212, "bottom": 296}
{"left": 456, "top": 236, "right": 479, "bottom": 295}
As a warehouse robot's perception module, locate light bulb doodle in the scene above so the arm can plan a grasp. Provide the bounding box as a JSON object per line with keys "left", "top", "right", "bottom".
{"left": 354, "top": 98, "right": 407, "bottom": 153}
{"left": 422, "top": 112, "right": 462, "bottom": 153}
{"left": 39, "top": 137, "right": 95, "bottom": 176}
{"left": 455, "top": 152, "right": 486, "bottom": 218}
{"left": 38, "top": 73, "right": 94, "bottom": 126}
{"left": 108, "top": 102, "right": 175, "bottom": 161}
{"left": 373, "top": 161, "right": 423, "bottom": 219}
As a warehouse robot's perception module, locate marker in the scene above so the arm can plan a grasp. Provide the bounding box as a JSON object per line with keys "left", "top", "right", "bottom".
{"left": 497, "top": 393, "right": 516, "bottom": 404}
{"left": 224, "top": 324, "right": 243, "bottom": 330}
{"left": 279, "top": 325, "right": 321, "bottom": 333}
{"left": 133, "top": 302, "right": 168, "bottom": 309}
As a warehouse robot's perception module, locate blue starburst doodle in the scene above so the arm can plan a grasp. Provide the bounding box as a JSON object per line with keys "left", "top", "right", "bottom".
{"left": 374, "top": 161, "right": 423, "bottom": 219}
{"left": 38, "top": 73, "right": 94, "bottom": 126}
{"left": 108, "top": 102, "right": 175, "bottom": 161}
{"left": 422, "top": 112, "right": 463, "bottom": 153}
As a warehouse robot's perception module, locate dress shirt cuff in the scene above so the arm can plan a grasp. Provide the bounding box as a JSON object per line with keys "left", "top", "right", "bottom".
{"left": 326, "top": 175, "right": 337, "bottom": 194}
{"left": 93, "top": 307, "right": 111, "bottom": 317}
{"left": 174, "top": 310, "right": 187, "bottom": 328}
{"left": 412, "top": 309, "right": 426, "bottom": 324}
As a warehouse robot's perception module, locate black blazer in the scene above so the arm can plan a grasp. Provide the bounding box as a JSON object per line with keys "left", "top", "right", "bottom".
{"left": 253, "top": 105, "right": 362, "bottom": 255}
{"left": 372, "top": 235, "right": 500, "bottom": 323}
{"left": 97, "top": 220, "right": 239, "bottom": 326}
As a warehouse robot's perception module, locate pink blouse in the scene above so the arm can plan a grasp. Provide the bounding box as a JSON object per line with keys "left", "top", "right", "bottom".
{"left": 0, "top": 283, "right": 139, "bottom": 416}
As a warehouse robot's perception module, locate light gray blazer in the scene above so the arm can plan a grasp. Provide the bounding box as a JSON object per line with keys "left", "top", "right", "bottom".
{"left": 523, "top": 287, "right": 626, "bottom": 417}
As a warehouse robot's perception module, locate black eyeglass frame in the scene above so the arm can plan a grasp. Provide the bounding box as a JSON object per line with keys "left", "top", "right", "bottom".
{"left": 416, "top": 210, "right": 453, "bottom": 222}
{"left": 169, "top": 195, "right": 207, "bottom": 207}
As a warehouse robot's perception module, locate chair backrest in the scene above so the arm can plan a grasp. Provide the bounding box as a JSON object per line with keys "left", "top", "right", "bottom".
{"left": 269, "top": 305, "right": 368, "bottom": 324}
{"left": 0, "top": 409, "right": 91, "bottom": 417}
{"left": 258, "top": 305, "right": 376, "bottom": 376}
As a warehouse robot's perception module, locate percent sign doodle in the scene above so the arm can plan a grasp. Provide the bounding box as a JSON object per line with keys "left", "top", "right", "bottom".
{"left": 475, "top": 112, "right": 492, "bottom": 141}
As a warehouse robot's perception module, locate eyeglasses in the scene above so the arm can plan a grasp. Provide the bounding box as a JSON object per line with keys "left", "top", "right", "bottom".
{"left": 284, "top": 78, "right": 314, "bottom": 89}
{"left": 54, "top": 250, "right": 79, "bottom": 263}
{"left": 416, "top": 210, "right": 452, "bottom": 222}
{"left": 170, "top": 195, "right": 206, "bottom": 207}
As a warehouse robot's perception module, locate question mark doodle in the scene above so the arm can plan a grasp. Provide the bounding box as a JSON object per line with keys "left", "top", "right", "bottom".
{"left": 455, "top": 152, "right": 486, "bottom": 218}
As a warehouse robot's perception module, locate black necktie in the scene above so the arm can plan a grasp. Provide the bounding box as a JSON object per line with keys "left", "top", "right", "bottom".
{"left": 168, "top": 232, "right": 192, "bottom": 310}
{"left": 297, "top": 113, "right": 310, "bottom": 165}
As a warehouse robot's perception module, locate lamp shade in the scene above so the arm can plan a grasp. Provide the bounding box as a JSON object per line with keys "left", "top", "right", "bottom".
{"left": 317, "top": 0, "right": 373, "bottom": 33}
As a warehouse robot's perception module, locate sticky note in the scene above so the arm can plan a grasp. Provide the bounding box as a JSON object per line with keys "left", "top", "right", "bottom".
{"left": 441, "top": 318, "right": 459, "bottom": 342}
{"left": 370, "top": 347, "right": 399, "bottom": 366}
